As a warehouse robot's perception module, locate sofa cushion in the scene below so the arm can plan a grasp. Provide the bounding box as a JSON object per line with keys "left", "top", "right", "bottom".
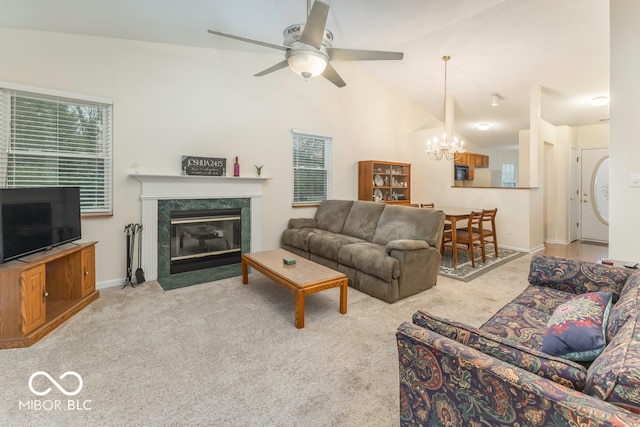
{"left": 511, "top": 284, "right": 577, "bottom": 316}
{"left": 314, "top": 199, "right": 354, "bottom": 233}
{"left": 372, "top": 205, "right": 444, "bottom": 247}
{"left": 337, "top": 242, "right": 399, "bottom": 282}
{"left": 541, "top": 292, "right": 612, "bottom": 362}
{"left": 385, "top": 239, "right": 429, "bottom": 252}
{"left": 480, "top": 303, "right": 550, "bottom": 351}
{"left": 341, "top": 201, "right": 385, "bottom": 241}
{"left": 287, "top": 218, "right": 317, "bottom": 229}
{"left": 281, "top": 227, "right": 329, "bottom": 252}
{"left": 413, "top": 309, "right": 588, "bottom": 390}
{"left": 607, "top": 270, "right": 640, "bottom": 341}
{"left": 308, "top": 233, "right": 365, "bottom": 262}
{"left": 584, "top": 317, "right": 640, "bottom": 414}
{"left": 528, "top": 254, "right": 631, "bottom": 302}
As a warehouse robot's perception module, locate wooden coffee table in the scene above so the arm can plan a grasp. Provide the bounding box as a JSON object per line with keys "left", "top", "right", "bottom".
{"left": 241, "top": 249, "right": 348, "bottom": 328}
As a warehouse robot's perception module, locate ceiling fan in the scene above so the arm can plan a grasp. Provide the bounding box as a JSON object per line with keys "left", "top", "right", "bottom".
{"left": 207, "top": 0, "right": 403, "bottom": 88}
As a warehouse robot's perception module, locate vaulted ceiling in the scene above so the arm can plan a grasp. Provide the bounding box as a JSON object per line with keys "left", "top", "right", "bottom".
{"left": 0, "top": 0, "right": 609, "bottom": 148}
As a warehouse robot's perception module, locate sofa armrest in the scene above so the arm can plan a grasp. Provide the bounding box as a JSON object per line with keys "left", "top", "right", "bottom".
{"left": 528, "top": 254, "right": 631, "bottom": 302}
{"left": 385, "top": 239, "right": 429, "bottom": 253}
{"left": 396, "top": 322, "right": 640, "bottom": 426}
{"left": 288, "top": 218, "right": 317, "bottom": 229}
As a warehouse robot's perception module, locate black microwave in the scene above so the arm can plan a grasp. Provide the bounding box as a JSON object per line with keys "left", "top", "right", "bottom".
{"left": 455, "top": 165, "right": 469, "bottom": 180}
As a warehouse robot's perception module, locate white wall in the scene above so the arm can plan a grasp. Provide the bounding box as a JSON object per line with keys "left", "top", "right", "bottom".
{"left": 575, "top": 123, "right": 609, "bottom": 148}
{"left": 0, "top": 28, "right": 438, "bottom": 287}
{"left": 3, "top": 9, "right": 632, "bottom": 287}
{"left": 610, "top": 0, "right": 640, "bottom": 261}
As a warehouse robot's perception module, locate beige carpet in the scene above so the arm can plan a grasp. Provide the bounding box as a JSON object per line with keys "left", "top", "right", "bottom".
{"left": 1, "top": 254, "right": 532, "bottom": 427}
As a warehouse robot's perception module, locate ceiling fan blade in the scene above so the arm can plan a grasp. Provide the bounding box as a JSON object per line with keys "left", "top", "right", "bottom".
{"left": 322, "top": 63, "right": 346, "bottom": 88}
{"left": 207, "top": 29, "right": 288, "bottom": 52}
{"left": 254, "top": 60, "right": 290, "bottom": 77}
{"left": 327, "top": 48, "right": 404, "bottom": 61}
{"left": 299, "top": 1, "right": 330, "bottom": 49}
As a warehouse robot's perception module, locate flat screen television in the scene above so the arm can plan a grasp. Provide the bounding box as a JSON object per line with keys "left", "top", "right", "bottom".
{"left": 0, "top": 187, "right": 82, "bottom": 263}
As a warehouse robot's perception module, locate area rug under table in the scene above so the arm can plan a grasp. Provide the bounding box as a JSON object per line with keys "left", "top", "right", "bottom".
{"left": 439, "top": 247, "right": 526, "bottom": 282}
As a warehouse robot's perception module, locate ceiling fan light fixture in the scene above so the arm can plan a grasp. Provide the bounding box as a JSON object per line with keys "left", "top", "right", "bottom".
{"left": 286, "top": 49, "right": 328, "bottom": 80}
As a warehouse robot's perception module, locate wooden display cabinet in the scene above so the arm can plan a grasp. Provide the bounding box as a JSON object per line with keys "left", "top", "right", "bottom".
{"left": 358, "top": 161, "right": 411, "bottom": 205}
{"left": 0, "top": 242, "right": 99, "bottom": 349}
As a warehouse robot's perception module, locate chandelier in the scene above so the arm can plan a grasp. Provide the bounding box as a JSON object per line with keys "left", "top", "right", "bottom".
{"left": 425, "top": 56, "right": 465, "bottom": 161}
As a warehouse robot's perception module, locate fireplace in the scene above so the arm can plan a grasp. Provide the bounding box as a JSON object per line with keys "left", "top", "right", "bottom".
{"left": 156, "top": 197, "right": 250, "bottom": 290}
{"left": 170, "top": 208, "right": 242, "bottom": 274}
{"left": 131, "top": 173, "right": 266, "bottom": 291}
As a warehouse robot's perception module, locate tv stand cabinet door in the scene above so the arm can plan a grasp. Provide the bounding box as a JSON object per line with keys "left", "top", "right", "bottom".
{"left": 21, "top": 264, "right": 46, "bottom": 335}
{"left": 81, "top": 245, "right": 96, "bottom": 297}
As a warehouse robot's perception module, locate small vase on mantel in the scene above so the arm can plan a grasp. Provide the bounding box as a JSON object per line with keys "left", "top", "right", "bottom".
{"left": 233, "top": 157, "right": 240, "bottom": 177}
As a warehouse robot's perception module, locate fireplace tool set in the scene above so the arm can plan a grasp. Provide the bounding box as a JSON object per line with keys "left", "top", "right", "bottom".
{"left": 123, "top": 223, "right": 145, "bottom": 288}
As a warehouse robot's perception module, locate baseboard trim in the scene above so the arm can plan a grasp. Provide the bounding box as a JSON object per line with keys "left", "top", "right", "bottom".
{"left": 97, "top": 279, "right": 125, "bottom": 290}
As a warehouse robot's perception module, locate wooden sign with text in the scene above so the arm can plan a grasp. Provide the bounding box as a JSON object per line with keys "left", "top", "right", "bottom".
{"left": 181, "top": 156, "right": 226, "bottom": 176}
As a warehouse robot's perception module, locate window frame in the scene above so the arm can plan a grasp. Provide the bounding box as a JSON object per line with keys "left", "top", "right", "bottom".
{"left": 0, "top": 81, "right": 113, "bottom": 216}
{"left": 291, "top": 130, "right": 332, "bottom": 207}
{"left": 501, "top": 163, "right": 517, "bottom": 187}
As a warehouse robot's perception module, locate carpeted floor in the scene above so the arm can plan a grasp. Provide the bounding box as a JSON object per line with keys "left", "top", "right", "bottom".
{"left": 0, "top": 254, "right": 532, "bottom": 427}
{"left": 439, "top": 247, "right": 527, "bottom": 282}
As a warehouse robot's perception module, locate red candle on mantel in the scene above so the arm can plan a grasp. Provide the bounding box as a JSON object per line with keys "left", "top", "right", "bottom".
{"left": 234, "top": 157, "right": 240, "bottom": 177}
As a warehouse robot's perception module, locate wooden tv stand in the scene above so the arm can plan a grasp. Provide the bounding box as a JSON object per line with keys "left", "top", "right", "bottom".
{"left": 0, "top": 241, "right": 99, "bottom": 349}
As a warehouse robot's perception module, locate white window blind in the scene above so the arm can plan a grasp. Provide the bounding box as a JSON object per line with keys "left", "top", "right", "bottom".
{"left": 291, "top": 130, "right": 332, "bottom": 205}
{"left": 0, "top": 86, "right": 113, "bottom": 215}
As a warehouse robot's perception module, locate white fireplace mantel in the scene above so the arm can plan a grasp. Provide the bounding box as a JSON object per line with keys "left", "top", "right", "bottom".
{"left": 130, "top": 174, "right": 268, "bottom": 281}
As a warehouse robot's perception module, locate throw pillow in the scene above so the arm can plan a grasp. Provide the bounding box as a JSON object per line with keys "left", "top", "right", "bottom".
{"left": 541, "top": 291, "right": 612, "bottom": 362}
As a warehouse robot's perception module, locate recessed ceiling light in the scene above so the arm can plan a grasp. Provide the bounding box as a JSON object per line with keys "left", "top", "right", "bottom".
{"left": 591, "top": 96, "right": 609, "bottom": 106}
{"left": 478, "top": 123, "right": 490, "bottom": 131}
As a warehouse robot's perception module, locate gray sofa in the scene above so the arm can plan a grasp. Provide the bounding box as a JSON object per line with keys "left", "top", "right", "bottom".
{"left": 281, "top": 200, "right": 445, "bottom": 303}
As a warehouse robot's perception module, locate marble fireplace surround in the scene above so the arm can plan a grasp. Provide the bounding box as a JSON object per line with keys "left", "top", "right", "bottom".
{"left": 131, "top": 174, "right": 267, "bottom": 289}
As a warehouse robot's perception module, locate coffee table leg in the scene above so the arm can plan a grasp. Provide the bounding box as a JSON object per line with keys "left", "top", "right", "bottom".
{"left": 339, "top": 280, "right": 347, "bottom": 314}
{"left": 241, "top": 259, "right": 249, "bottom": 284}
{"left": 295, "top": 291, "right": 305, "bottom": 329}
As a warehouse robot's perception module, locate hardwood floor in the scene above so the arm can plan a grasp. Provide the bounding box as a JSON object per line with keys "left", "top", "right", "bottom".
{"left": 541, "top": 240, "right": 608, "bottom": 263}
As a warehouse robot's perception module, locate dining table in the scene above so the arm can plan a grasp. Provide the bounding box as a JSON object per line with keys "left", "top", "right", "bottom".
{"left": 427, "top": 206, "right": 480, "bottom": 269}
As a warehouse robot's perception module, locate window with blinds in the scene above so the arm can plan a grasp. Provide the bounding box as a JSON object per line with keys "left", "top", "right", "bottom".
{"left": 501, "top": 163, "right": 516, "bottom": 187}
{"left": 291, "top": 130, "right": 332, "bottom": 205}
{"left": 0, "top": 85, "right": 113, "bottom": 215}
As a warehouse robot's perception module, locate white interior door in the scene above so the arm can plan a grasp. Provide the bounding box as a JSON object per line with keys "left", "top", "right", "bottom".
{"left": 580, "top": 148, "right": 609, "bottom": 242}
{"left": 570, "top": 148, "right": 579, "bottom": 242}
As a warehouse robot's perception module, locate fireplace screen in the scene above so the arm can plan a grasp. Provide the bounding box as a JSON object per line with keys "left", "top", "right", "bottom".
{"left": 170, "top": 208, "right": 241, "bottom": 274}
